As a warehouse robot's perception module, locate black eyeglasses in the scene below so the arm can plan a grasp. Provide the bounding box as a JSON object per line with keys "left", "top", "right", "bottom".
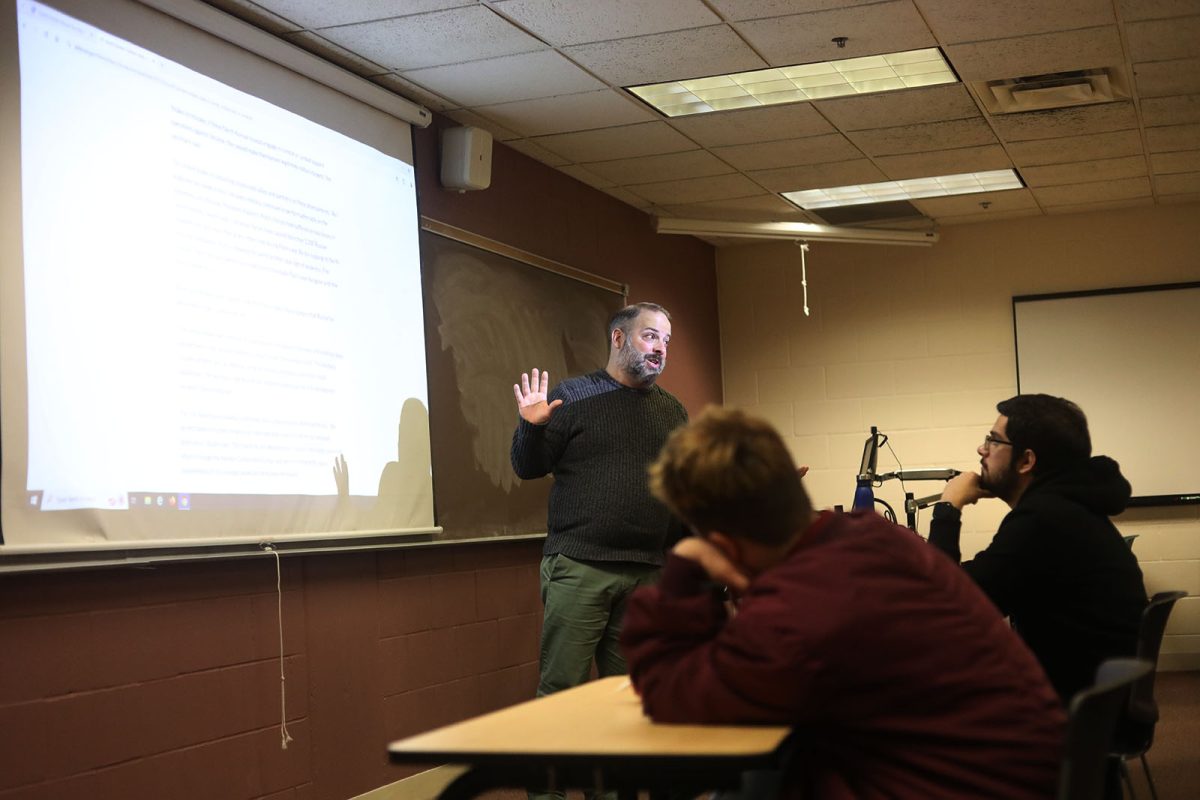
{"left": 982, "top": 433, "right": 1014, "bottom": 450}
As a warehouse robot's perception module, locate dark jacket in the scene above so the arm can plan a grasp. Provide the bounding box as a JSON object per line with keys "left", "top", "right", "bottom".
{"left": 622, "top": 511, "right": 1065, "bottom": 800}
{"left": 929, "top": 456, "right": 1146, "bottom": 703}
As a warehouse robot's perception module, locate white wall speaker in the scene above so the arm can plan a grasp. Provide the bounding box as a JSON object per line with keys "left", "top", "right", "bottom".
{"left": 440, "top": 126, "right": 493, "bottom": 191}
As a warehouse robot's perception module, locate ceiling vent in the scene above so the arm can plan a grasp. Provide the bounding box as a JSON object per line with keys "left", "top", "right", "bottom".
{"left": 972, "top": 67, "right": 1130, "bottom": 114}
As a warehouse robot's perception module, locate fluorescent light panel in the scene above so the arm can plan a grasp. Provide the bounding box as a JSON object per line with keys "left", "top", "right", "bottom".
{"left": 628, "top": 48, "right": 956, "bottom": 117}
{"left": 783, "top": 169, "right": 1024, "bottom": 209}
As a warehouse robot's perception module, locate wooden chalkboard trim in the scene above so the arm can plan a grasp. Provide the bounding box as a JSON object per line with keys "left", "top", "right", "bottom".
{"left": 421, "top": 217, "right": 628, "bottom": 298}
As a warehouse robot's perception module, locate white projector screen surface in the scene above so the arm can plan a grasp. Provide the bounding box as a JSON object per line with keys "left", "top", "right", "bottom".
{"left": 1013, "top": 283, "right": 1200, "bottom": 504}
{"left": 1, "top": 0, "right": 436, "bottom": 558}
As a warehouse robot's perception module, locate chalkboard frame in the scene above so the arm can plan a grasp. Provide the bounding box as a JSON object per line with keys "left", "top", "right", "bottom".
{"left": 419, "top": 217, "right": 629, "bottom": 541}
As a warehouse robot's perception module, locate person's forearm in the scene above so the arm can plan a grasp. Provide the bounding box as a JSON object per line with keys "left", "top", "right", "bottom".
{"left": 510, "top": 418, "right": 552, "bottom": 479}
{"left": 928, "top": 502, "right": 963, "bottom": 563}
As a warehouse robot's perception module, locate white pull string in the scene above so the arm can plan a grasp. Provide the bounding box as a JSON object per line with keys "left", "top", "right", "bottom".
{"left": 797, "top": 240, "right": 811, "bottom": 316}
{"left": 263, "top": 543, "right": 295, "bottom": 750}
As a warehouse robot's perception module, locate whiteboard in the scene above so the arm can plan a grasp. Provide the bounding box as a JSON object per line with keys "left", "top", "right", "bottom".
{"left": 1013, "top": 283, "right": 1200, "bottom": 504}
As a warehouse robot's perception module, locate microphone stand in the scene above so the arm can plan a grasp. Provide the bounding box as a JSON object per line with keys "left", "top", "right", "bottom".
{"left": 874, "top": 469, "right": 960, "bottom": 531}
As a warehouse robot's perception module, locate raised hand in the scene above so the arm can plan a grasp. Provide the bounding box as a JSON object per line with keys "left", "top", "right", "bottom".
{"left": 333, "top": 453, "right": 349, "bottom": 498}
{"left": 513, "top": 368, "right": 563, "bottom": 425}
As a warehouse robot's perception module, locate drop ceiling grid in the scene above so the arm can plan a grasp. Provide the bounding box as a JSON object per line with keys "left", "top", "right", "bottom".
{"left": 214, "top": 0, "right": 1200, "bottom": 226}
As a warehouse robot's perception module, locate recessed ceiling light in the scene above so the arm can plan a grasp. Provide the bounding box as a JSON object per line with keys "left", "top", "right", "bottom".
{"left": 626, "top": 48, "right": 957, "bottom": 117}
{"left": 782, "top": 169, "right": 1024, "bottom": 209}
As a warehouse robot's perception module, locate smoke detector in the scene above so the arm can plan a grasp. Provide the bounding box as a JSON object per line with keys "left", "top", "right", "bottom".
{"left": 973, "top": 67, "right": 1130, "bottom": 114}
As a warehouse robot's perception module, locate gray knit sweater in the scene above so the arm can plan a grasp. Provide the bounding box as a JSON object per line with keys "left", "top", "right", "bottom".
{"left": 510, "top": 369, "right": 688, "bottom": 565}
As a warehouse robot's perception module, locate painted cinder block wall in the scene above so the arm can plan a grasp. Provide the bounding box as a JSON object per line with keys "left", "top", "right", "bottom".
{"left": 715, "top": 202, "right": 1200, "bottom": 669}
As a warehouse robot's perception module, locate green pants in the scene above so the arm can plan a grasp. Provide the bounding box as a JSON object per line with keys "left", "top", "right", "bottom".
{"left": 531, "top": 554, "right": 660, "bottom": 800}
{"left": 536, "top": 553, "right": 661, "bottom": 697}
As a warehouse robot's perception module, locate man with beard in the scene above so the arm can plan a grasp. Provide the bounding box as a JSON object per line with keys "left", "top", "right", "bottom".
{"left": 929, "top": 393, "right": 1146, "bottom": 705}
{"left": 511, "top": 302, "right": 688, "bottom": 723}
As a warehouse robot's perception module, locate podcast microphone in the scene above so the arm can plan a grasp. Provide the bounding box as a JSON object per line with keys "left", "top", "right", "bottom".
{"left": 852, "top": 426, "right": 880, "bottom": 511}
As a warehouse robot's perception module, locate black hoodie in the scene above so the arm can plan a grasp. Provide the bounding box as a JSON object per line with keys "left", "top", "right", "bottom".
{"left": 929, "top": 456, "right": 1147, "bottom": 703}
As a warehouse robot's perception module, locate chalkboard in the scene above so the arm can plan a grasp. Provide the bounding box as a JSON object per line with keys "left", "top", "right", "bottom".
{"left": 420, "top": 220, "right": 627, "bottom": 539}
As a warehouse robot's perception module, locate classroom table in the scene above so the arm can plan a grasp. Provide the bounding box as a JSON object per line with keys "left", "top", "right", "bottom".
{"left": 387, "top": 675, "right": 793, "bottom": 800}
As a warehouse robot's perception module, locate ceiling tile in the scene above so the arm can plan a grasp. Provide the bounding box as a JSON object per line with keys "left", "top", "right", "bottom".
{"left": 317, "top": 6, "right": 542, "bottom": 71}
{"left": 564, "top": 26, "right": 765, "bottom": 86}
{"left": 626, "top": 173, "right": 765, "bottom": 205}
{"left": 1154, "top": 171, "right": 1200, "bottom": 194}
{"left": 582, "top": 150, "right": 736, "bottom": 184}
{"left": 910, "top": 187, "right": 1039, "bottom": 216}
{"left": 1006, "top": 130, "right": 1145, "bottom": 166}
{"left": 472, "top": 90, "right": 656, "bottom": 137}
{"left": 747, "top": 159, "right": 889, "bottom": 192}
{"left": 1043, "top": 197, "right": 1154, "bottom": 215}
{"left": 400, "top": 51, "right": 605, "bottom": 106}
{"left": 846, "top": 118, "right": 996, "bottom": 156}
{"left": 1020, "top": 155, "right": 1149, "bottom": 187}
{"left": 707, "top": 0, "right": 882, "bottom": 21}
{"left": 503, "top": 138, "right": 571, "bottom": 166}
{"left": 531, "top": 121, "right": 698, "bottom": 162}
{"left": 443, "top": 109, "right": 522, "bottom": 141}
{"left": 735, "top": 1, "right": 937, "bottom": 66}
{"left": 711, "top": 134, "right": 863, "bottom": 171}
{"left": 371, "top": 73, "right": 458, "bottom": 111}
{"left": 876, "top": 144, "right": 1012, "bottom": 179}
{"left": 990, "top": 102, "right": 1139, "bottom": 141}
{"left": 660, "top": 194, "right": 809, "bottom": 221}
{"left": 1151, "top": 150, "right": 1200, "bottom": 173}
{"left": 558, "top": 164, "right": 616, "bottom": 189}
{"left": 666, "top": 103, "right": 835, "bottom": 148}
{"left": 1141, "top": 94, "right": 1200, "bottom": 126}
{"left": 814, "top": 84, "right": 980, "bottom": 132}
{"left": 1125, "top": 16, "right": 1200, "bottom": 62}
{"left": 493, "top": 0, "right": 720, "bottom": 46}
{"left": 1031, "top": 176, "right": 1152, "bottom": 205}
{"left": 1133, "top": 58, "right": 1200, "bottom": 98}
{"left": 1145, "top": 122, "right": 1200, "bottom": 152}
{"left": 1117, "top": 0, "right": 1200, "bottom": 22}
{"left": 945, "top": 27, "right": 1123, "bottom": 82}
{"left": 913, "top": 0, "right": 1114, "bottom": 44}
{"left": 249, "top": 0, "right": 471, "bottom": 29}
{"left": 1158, "top": 191, "right": 1200, "bottom": 205}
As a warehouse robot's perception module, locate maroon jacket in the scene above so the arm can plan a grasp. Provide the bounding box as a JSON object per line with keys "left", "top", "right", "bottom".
{"left": 622, "top": 511, "right": 1065, "bottom": 799}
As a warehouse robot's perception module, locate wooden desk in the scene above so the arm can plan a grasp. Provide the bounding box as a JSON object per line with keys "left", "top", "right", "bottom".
{"left": 387, "top": 676, "right": 792, "bottom": 799}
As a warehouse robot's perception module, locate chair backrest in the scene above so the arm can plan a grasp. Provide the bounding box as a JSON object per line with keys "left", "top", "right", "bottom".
{"left": 1125, "top": 590, "right": 1188, "bottom": 733}
{"left": 1058, "top": 658, "right": 1153, "bottom": 800}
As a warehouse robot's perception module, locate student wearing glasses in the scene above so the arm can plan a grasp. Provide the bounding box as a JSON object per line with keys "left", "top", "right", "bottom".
{"left": 929, "top": 393, "right": 1146, "bottom": 705}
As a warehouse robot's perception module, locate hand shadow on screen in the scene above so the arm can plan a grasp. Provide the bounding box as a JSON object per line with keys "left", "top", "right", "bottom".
{"left": 333, "top": 397, "right": 434, "bottom": 531}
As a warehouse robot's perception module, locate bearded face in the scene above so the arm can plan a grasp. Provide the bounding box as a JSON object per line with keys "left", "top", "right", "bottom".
{"left": 613, "top": 310, "right": 670, "bottom": 386}
{"left": 616, "top": 334, "right": 665, "bottom": 383}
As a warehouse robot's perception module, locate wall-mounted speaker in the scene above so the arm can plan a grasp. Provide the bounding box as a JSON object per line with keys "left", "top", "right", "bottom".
{"left": 440, "top": 126, "right": 493, "bottom": 192}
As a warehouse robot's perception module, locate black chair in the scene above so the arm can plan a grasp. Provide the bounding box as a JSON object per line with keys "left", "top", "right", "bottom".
{"left": 1058, "top": 658, "right": 1153, "bottom": 800}
{"left": 1113, "top": 590, "right": 1188, "bottom": 800}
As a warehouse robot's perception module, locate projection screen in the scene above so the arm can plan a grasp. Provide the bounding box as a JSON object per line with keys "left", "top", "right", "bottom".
{"left": 1013, "top": 282, "right": 1200, "bottom": 506}
{"left": 1, "top": 0, "right": 438, "bottom": 568}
